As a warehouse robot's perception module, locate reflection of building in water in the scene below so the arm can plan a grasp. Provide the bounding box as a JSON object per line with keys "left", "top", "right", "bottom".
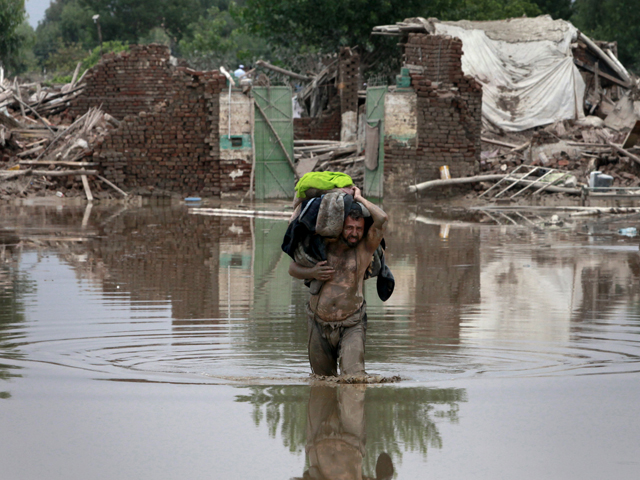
{"left": 412, "top": 221, "right": 480, "bottom": 344}
{"left": 468, "top": 228, "right": 640, "bottom": 343}
{"left": 218, "top": 218, "right": 253, "bottom": 318}
{"left": 87, "top": 208, "right": 224, "bottom": 322}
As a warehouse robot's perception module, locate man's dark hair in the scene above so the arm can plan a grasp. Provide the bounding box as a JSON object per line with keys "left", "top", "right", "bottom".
{"left": 347, "top": 208, "right": 364, "bottom": 220}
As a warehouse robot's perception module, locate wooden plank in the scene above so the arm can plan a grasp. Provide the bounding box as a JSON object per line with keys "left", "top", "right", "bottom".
{"left": 574, "top": 58, "right": 630, "bottom": 88}
{"left": 97, "top": 175, "right": 128, "bottom": 197}
{"left": 81, "top": 175, "right": 93, "bottom": 201}
{"left": 19, "top": 160, "right": 97, "bottom": 166}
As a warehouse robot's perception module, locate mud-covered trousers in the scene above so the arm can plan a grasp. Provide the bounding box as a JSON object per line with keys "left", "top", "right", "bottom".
{"left": 306, "top": 302, "right": 367, "bottom": 376}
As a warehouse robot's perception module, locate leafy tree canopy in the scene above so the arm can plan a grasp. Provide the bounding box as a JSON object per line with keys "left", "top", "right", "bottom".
{"left": 238, "top": 0, "right": 542, "bottom": 58}
{"left": 0, "top": 0, "right": 26, "bottom": 71}
{"left": 572, "top": 0, "right": 640, "bottom": 73}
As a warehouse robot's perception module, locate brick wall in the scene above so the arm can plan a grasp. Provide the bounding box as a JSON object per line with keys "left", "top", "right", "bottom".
{"left": 68, "top": 44, "right": 179, "bottom": 121}
{"left": 68, "top": 45, "right": 254, "bottom": 197}
{"left": 384, "top": 33, "right": 482, "bottom": 196}
{"left": 293, "top": 98, "right": 341, "bottom": 140}
{"left": 92, "top": 70, "right": 227, "bottom": 196}
{"left": 339, "top": 47, "right": 360, "bottom": 115}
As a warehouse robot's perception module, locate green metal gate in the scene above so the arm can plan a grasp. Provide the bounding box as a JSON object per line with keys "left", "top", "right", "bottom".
{"left": 364, "top": 86, "right": 387, "bottom": 198}
{"left": 253, "top": 87, "right": 295, "bottom": 199}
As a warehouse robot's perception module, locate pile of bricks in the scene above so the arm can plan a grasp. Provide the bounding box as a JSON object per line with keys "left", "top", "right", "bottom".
{"left": 339, "top": 47, "right": 360, "bottom": 114}
{"left": 385, "top": 33, "right": 483, "bottom": 196}
{"left": 92, "top": 68, "right": 227, "bottom": 196}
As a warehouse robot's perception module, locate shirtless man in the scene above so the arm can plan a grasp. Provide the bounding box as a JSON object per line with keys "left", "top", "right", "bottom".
{"left": 288, "top": 187, "right": 388, "bottom": 376}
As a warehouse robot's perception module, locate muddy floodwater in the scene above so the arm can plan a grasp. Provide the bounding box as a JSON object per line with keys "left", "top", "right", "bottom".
{"left": 1, "top": 201, "right": 640, "bottom": 480}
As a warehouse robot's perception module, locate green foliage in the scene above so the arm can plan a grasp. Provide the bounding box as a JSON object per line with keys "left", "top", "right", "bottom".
{"left": 34, "top": 0, "right": 96, "bottom": 66}
{"left": 572, "top": 0, "right": 640, "bottom": 73}
{"left": 3, "top": 20, "right": 37, "bottom": 75}
{"left": 0, "top": 0, "right": 26, "bottom": 71}
{"left": 239, "top": 0, "right": 541, "bottom": 56}
{"left": 79, "top": 0, "right": 209, "bottom": 44}
{"left": 138, "top": 27, "right": 172, "bottom": 46}
{"left": 178, "top": 3, "right": 269, "bottom": 71}
{"left": 43, "top": 42, "right": 86, "bottom": 75}
{"left": 81, "top": 40, "right": 129, "bottom": 71}
{"left": 530, "top": 0, "right": 573, "bottom": 19}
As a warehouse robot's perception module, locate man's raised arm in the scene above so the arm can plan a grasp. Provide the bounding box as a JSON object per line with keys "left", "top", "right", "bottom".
{"left": 353, "top": 186, "right": 388, "bottom": 253}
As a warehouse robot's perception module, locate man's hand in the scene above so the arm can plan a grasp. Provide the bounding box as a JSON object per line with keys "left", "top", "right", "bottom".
{"left": 311, "top": 261, "right": 335, "bottom": 281}
{"left": 353, "top": 186, "right": 363, "bottom": 202}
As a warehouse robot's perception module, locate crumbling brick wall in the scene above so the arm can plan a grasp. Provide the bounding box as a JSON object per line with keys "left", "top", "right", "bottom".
{"left": 92, "top": 70, "right": 227, "bottom": 196}
{"left": 384, "top": 33, "right": 482, "bottom": 195}
{"left": 68, "top": 44, "right": 180, "bottom": 121}
{"left": 69, "top": 45, "right": 254, "bottom": 197}
{"left": 294, "top": 98, "right": 342, "bottom": 140}
{"left": 339, "top": 47, "right": 360, "bottom": 115}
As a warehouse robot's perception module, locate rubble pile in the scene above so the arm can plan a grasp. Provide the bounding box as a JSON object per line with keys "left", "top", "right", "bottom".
{"left": 1, "top": 106, "right": 123, "bottom": 200}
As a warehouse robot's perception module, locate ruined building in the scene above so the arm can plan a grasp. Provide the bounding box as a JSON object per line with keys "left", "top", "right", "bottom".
{"left": 382, "top": 34, "right": 482, "bottom": 195}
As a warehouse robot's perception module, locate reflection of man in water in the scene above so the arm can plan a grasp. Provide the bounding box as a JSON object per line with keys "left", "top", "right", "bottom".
{"left": 298, "top": 385, "right": 394, "bottom": 480}
{"left": 288, "top": 187, "right": 388, "bottom": 376}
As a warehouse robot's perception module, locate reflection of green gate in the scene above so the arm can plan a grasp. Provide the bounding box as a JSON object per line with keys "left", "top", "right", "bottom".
{"left": 364, "top": 86, "right": 387, "bottom": 198}
{"left": 254, "top": 87, "right": 295, "bottom": 199}
{"left": 252, "top": 218, "right": 292, "bottom": 309}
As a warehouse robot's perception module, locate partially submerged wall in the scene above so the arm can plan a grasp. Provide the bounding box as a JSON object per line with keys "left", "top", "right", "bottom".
{"left": 384, "top": 33, "right": 482, "bottom": 195}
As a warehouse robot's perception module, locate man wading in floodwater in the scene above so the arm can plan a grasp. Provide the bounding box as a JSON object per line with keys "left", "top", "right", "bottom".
{"left": 288, "top": 187, "right": 388, "bottom": 377}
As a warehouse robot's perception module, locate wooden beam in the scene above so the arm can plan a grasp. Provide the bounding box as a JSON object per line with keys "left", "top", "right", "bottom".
{"left": 577, "top": 32, "right": 631, "bottom": 85}
{"left": 81, "top": 175, "right": 93, "bottom": 201}
{"left": 408, "top": 174, "right": 580, "bottom": 195}
{"left": 19, "top": 160, "right": 98, "bottom": 166}
{"left": 256, "top": 60, "right": 312, "bottom": 81}
{"left": 574, "top": 58, "right": 630, "bottom": 88}
{"left": 97, "top": 175, "right": 128, "bottom": 197}
{"left": 608, "top": 141, "right": 640, "bottom": 166}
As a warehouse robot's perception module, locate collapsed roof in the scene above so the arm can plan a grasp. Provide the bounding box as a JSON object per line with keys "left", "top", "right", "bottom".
{"left": 374, "top": 15, "right": 635, "bottom": 132}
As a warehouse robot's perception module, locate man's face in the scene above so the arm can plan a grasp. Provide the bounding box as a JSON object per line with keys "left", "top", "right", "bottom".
{"left": 342, "top": 216, "right": 365, "bottom": 247}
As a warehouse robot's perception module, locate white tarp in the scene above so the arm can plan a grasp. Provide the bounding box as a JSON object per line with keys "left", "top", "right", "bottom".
{"left": 433, "top": 16, "right": 585, "bottom": 132}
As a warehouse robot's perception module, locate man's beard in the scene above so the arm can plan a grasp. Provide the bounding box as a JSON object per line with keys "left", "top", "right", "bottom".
{"left": 341, "top": 235, "right": 360, "bottom": 247}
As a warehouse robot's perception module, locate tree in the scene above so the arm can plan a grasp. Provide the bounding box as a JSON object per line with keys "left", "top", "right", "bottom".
{"left": 530, "top": 0, "right": 573, "bottom": 20}
{"left": 572, "top": 0, "right": 640, "bottom": 73}
{"left": 78, "top": 0, "right": 209, "bottom": 44}
{"left": 178, "top": 4, "right": 269, "bottom": 70}
{"left": 0, "top": 0, "right": 26, "bottom": 72}
{"left": 238, "top": 0, "right": 541, "bottom": 73}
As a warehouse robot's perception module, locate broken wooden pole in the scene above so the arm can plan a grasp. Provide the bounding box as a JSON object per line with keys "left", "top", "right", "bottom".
{"left": 481, "top": 137, "right": 518, "bottom": 149}
{"left": 578, "top": 32, "right": 631, "bottom": 86}
{"left": 81, "top": 175, "right": 93, "bottom": 202}
{"left": 608, "top": 141, "right": 640, "bottom": 166}
{"left": 408, "top": 174, "right": 581, "bottom": 195}
{"left": 256, "top": 60, "right": 312, "bottom": 81}
{"left": 97, "top": 175, "right": 128, "bottom": 197}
